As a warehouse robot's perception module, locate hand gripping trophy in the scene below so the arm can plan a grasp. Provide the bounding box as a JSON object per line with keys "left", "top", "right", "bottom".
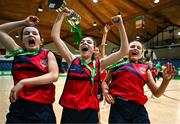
{"left": 48, "top": 0, "right": 81, "bottom": 28}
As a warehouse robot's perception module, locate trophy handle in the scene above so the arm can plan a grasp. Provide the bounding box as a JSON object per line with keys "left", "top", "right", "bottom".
{"left": 67, "top": 10, "right": 81, "bottom": 27}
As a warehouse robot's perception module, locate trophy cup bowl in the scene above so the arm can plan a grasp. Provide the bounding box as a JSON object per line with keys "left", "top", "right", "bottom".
{"left": 48, "top": 0, "right": 65, "bottom": 10}
{"left": 48, "top": 0, "right": 81, "bottom": 27}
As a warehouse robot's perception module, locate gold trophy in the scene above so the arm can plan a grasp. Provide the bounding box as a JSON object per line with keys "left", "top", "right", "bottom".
{"left": 48, "top": 0, "right": 80, "bottom": 27}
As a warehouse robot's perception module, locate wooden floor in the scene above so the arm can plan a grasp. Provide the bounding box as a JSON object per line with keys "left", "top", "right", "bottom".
{"left": 0, "top": 75, "right": 180, "bottom": 124}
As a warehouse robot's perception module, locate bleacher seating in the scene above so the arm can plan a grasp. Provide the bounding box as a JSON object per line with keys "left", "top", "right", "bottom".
{"left": 0, "top": 60, "right": 12, "bottom": 75}
{"left": 0, "top": 60, "right": 12, "bottom": 71}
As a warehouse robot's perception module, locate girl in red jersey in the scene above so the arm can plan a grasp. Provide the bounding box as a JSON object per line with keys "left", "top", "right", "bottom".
{"left": 0, "top": 16, "right": 59, "bottom": 123}
{"left": 51, "top": 8, "right": 129, "bottom": 123}
{"left": 102, "top": 41, "right": 176, "bottom": 123}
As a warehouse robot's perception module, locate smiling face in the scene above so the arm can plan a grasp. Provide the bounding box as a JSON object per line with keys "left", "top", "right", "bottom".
{"left": 21, "top": 27, "right": 41, "bottom": 51}
{"left": 128, "top": 41, "right": 143, "bottom": 62}
{"left": 79, "top": 37, "right": 95, "bottom": 59}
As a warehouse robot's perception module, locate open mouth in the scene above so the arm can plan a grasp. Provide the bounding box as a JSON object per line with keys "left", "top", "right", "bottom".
{"left": 132, "top": 52, "right": 138, "bottom": 55}
{"left": 28, "top": 39, "right": 35, "bottom": 47}
{"left": 82, "top": 47, "right": 88, "bottom": 52}
{"left": 131, "top": 50, "right": 139, "bottom": 56}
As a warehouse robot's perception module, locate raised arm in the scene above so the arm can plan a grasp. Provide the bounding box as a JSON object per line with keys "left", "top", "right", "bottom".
{"left": 51, "top": 11, "right": 75, "bottom": 66}
{"left": 102, "top": 70, "right": 115, "bottom": 104}
{"left": 146, "top": 63, "right": 176, "bottom": 97}
{"left": 100, "top": 15, "right": 129, "bottom": 70}
{"left": 99, "top": 24, "right": 110, "bottom": 58}
{"left": 0, "top": 16, "right": 39, "bottom": 51}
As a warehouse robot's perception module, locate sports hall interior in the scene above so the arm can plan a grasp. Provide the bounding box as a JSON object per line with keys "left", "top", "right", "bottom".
{"left": 0, "top": 0, "right": 180, "bottom": 123}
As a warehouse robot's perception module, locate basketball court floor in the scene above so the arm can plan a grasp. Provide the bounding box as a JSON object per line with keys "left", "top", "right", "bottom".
{"left": 0, "top": 75, "right": 180, "bottom": 124}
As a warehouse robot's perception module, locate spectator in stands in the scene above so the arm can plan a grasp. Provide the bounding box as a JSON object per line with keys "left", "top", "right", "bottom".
{"left": 155, "top": 61, "right": 162, "bottom": 79}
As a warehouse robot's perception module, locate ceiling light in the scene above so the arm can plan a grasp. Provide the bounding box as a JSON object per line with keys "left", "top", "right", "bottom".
{"left": 136, "top": 35, "right": 140, "bottom": 39}
{"left": 93, "top": 22, "right": 97, "bottom": 26}
{"left": 38, "top": 5, "right": 43, "bottom": 12}
{"left": 15, "top": 34, "right": 19, "bottom": 39}
{"left": 177, "top": 32, "right": 180, "bottom": 36}
{"left": 154, "top": 0, "right": 160, "bottom": 3}
{"left": 93, "top": 0, "right": 98, "bottom": 3}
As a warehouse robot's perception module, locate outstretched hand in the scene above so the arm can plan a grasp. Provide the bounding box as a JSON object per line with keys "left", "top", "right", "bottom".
{"left": 162, "top": 63, "right": 176, "bottom": 81}
{"left": 25, "top": 16, "right": 39, "bottom": 26}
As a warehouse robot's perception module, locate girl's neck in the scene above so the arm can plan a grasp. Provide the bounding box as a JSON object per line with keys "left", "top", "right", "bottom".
{"left": 25, "top": 47, "right": 40, "bottom": 52}
{"left": 129, "top": 59, "right": 138, "bottom": 63}
{"left": 81, "top": 57, "right": 92, "bottom": 64}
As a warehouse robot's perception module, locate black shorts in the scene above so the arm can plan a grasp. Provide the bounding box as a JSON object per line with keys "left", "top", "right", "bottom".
{"left": 61, "top": 107, "right": 98, "bottom": 123}
{"left": 6, "top": 99, "right": 56, "bottom": 123}
{"left": 109, "top": 96, "right": 150, "bottom": 123}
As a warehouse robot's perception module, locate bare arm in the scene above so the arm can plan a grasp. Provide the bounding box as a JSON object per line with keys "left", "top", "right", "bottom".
{"left": 0, "top": 31, "right": 20, "bottom": 51}
{"left": 102, "top": 70, "right": 112, "bottom": 93}
{"left": 51, "top": 11, "right": 75, "bottom": 66}
{"left": 102, "top": 70, "right": 115, "bottom": 104}
{"left": 146, "top": 63, "right": 176, "bottom": 97}
{"left": 99, "top": 24, "right": 110, "bottom": 58}
{"left": 100, "top": 15, "right": 129, "bottom": 70}
{"left": 10, "top": 51, "right": 59, "bottom": 102}
{"left": 17, "top": 51, "right": 59, "bottom": 85}
{"left": 0, "top": 16, "right": 39, "bottom": 51}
